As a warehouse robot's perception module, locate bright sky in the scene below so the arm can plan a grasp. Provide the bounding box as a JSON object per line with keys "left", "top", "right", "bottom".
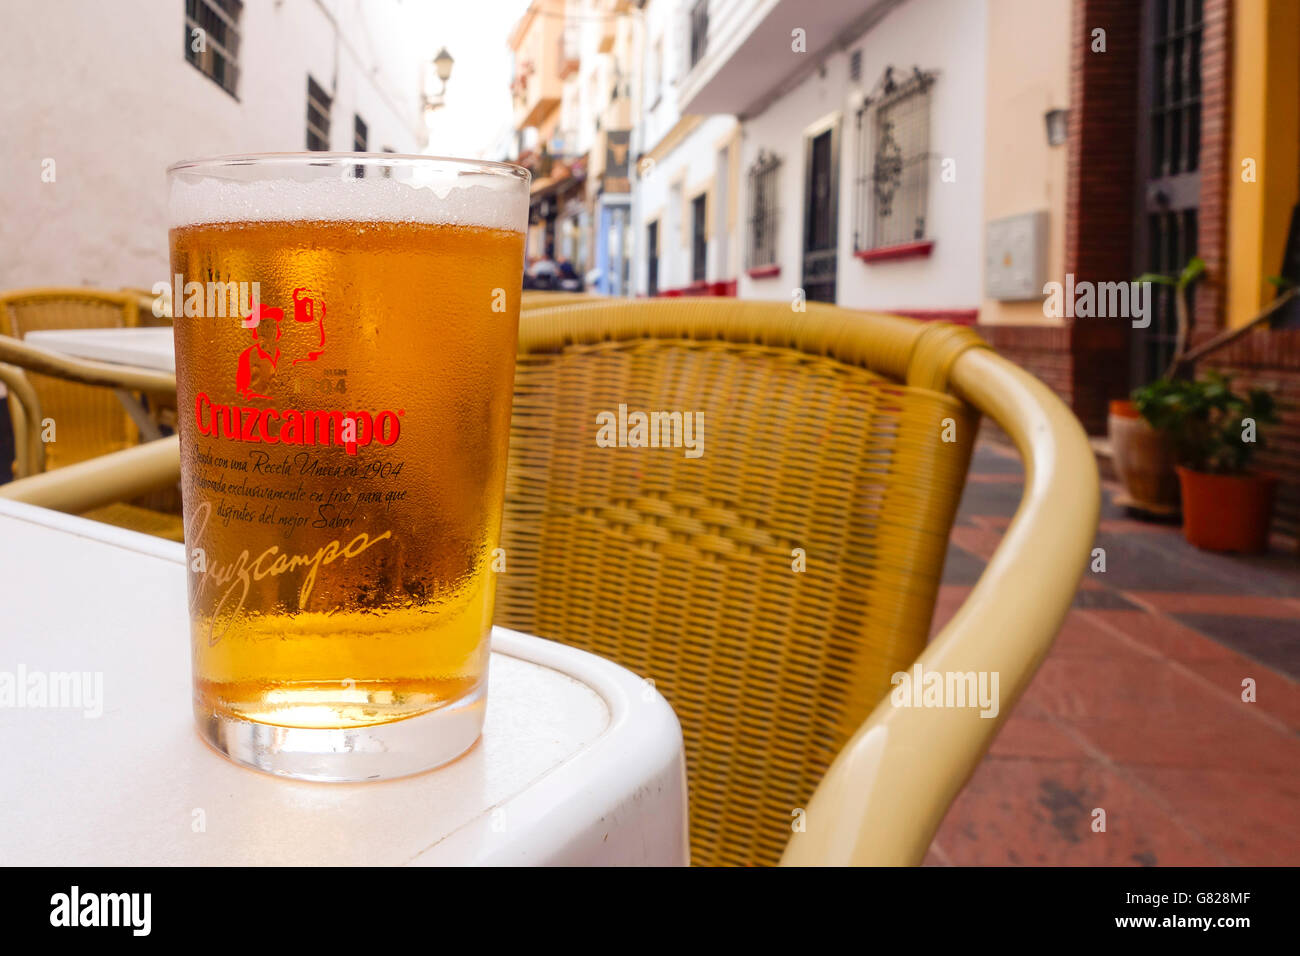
{"left": 407, "top": 0, "right": 534, "bottom": 158}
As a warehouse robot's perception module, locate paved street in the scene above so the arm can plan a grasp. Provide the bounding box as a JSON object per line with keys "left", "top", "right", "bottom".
{"left": 925, "top": 441, "right": 1300, "bottom": 866}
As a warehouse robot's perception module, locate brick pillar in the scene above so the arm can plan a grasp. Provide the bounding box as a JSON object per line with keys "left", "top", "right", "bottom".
{"left": 1064, "top": 0, "right": 1143, "bottom": 434}
{"left": 1065, "top": 0, "right": 1141, "bottom": 286}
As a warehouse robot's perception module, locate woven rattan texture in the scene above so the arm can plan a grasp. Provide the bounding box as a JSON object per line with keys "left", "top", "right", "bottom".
{"left": 1, "top": 290, "right": 139, "bottom": 471}
{"left": 80, "top": 502, "right": 186, "bottom": 542}
{"left": 495, "top": 335, "right": 977, "bottom": 866}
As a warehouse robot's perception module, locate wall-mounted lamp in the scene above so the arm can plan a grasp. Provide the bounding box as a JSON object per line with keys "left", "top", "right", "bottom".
{"left": 1044, "top": 108, "right": 1069, "bottom": 147}
{"left": 434, "top": 47, "right": 455, "bottom": 85}
{"left": 424, "top": 47, "right": 455, "bottom": 114}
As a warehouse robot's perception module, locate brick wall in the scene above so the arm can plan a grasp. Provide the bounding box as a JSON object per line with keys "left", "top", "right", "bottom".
{"left": 978, "top": 325, "right": 1073, "bottom": 407}
{"left": 1195, "top": 0, "right": 1234, "bottom": 338}
{"left": 1070, "top": 322, "right": 1130, "bottom": 432}
{"left": 1065, "top": 0, "right": 1141, "bottom": 291}
{"left": 977, "top": 322, "right": 1127, "bottom": 435}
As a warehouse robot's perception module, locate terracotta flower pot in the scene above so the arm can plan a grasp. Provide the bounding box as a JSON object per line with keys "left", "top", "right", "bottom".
{"left": 1175, "top": 466, "right": 1277, "bottom": 553}
{"left": 1109, "top": 401, "right": 1179, "bottom": 514}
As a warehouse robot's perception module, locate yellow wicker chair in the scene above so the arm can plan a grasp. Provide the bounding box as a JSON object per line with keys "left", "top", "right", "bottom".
{"left": 521, "top": 290, "right": 605, "bottom": 310}
{"left": 0, "top": 333, "right": 183, "bottom": 540}
{"left": 120, "top": 286, "right": 174, "bottom": 327}
{"left": 0, "top": 288, "right": 144, "bottom": 472}
{"left": 499, "top": 298, "right": 1097, "bottom": 866}
{"left": 2, "top": 298, "right": 1098, "bottom": 865}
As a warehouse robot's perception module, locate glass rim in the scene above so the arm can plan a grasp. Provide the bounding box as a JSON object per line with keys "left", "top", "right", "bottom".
{"left": 167, "top": 151, "right": 530, "bottom": 183}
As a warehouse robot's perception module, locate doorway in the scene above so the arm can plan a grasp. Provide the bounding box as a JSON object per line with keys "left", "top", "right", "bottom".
{"left": 1133, "top": 0, "right": 1204, "bottom": 385}
{"left": 802, "top": 117, "right": 840, "bottom": 303}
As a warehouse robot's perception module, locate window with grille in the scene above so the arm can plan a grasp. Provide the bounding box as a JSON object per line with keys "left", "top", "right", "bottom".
{"left": 691, "top": 194, "right": 708, "bottom": 283}
{"left": 1150, "top": 0, "right": 1202, "bottom": 179}
{"left": 689, "top": 0, "right": 708, "bottom": 69}
{"left": 1134, "top": 0, "right": 1204, "bottom": 386}
{"left": 184, "top": 0, "right": 242, "bottom": 98}
{"left": 746, "top": 151, "right": 780, "bottom": 270}
{"left": 646, "top": 220, "right": 659, "bottom": 296}
{"left": 306, "top": 77, "right": 332, "bottom": 152}
{"left": 854, "top": 66, "right": 936, "bottom": 252}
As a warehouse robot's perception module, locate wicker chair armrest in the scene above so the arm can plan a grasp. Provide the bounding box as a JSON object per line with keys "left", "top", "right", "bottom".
{"left": 0, "top": 435, "right": 181, "bottom": 514}
{"left": 782, "top": 347, "right": 1100, "bottom": 865}
{"left": 0, "top": 363, "right": 45, "bottom": 478}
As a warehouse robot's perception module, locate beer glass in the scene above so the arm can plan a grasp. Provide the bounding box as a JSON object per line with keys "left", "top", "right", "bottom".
{"left": 167, "top": 154, "right": 529, "bottom": 781}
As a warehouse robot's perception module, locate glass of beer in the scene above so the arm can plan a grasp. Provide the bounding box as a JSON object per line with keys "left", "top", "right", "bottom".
{"left": 167, "top": 154, "right": 529, "bottom": 781}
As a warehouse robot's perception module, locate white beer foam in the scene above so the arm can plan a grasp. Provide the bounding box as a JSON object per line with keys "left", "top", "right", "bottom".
{"left": 169, "top": 173, "right": 528, "bottom": 231}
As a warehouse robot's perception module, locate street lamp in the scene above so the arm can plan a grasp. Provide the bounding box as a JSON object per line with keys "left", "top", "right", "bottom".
{"left": 425, "top": 47, "right": 455, "bottom": 114}
{"left": 434, "top": 47, "right": 455, "bottom": 86}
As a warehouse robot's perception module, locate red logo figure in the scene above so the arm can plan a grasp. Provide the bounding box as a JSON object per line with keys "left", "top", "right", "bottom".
{"left": 235, "top": 288, "right": 327, "bottom": 401}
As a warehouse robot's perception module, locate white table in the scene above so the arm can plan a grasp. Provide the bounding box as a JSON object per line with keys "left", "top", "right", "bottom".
{"left": 25, "top": 327, "right": 176, "bottom": 372}
{"left": 0, "top": 499, "right": 689, "bottom": 865}
{"left": 21, "top": 327, "right": 177, "bottom": 441}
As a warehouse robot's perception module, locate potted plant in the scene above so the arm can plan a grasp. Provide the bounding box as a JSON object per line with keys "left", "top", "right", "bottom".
{"left": 1108, "top": 397, "right": 1180, "bottom": 514}
{"left": 1108, "top": 257, "right": 1205, "bottom": 514}
{"left": 1133, "top": 372, "right": 1279, "bottom": 553}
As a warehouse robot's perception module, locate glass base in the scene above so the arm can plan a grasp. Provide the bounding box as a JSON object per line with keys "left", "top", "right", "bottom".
{"left": 195, "top": 684, "right": 487, "bottom": 782}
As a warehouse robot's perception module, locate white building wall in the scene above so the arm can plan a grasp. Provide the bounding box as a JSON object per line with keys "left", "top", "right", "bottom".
{"left": 0, "top": 0, "right": 428, "bottom": 291}
{"left": 634, "top": 114, "right": 737, "bottom": 294}
{"left": 638, "top": 0, "right": 680, "bottom": 153}
{"left": 736, "top": 0, "right": 986, "bottom": 312}
{"left": 631, "top": 0, "right": 738, "bottom": 296}
{"left": 573, "top": 0, "right": 604, "bottom": 157}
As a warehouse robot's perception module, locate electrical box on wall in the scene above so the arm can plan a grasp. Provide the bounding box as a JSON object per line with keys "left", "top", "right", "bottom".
{"left": 985, "top": 211, "right": 1049, "bottom": 301}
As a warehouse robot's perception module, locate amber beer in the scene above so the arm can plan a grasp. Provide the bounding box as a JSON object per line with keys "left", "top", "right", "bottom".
{"left": 167, "top": 155, "right": 529, "bottom": 780}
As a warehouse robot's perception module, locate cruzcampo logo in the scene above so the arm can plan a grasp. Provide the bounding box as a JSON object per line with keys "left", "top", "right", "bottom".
{"left": 193, "top": 287, "right": 403, "bottom": 455}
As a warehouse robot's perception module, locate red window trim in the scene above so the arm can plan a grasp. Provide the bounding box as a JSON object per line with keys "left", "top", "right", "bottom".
{"left": 745, "top": 264, "right": 781, "bottom": 279}
{"left": 887, "top": 308, "right": 978, "bottom": 325}
{"left": 654, "top": 279, "right": 737, "bottom": 297}
{"left": 854, "top": 239, "right": 935, "bottom": 263}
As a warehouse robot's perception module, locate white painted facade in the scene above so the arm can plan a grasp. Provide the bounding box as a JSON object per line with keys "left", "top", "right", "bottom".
{"left": 0, "top": 0, "right": 430, "bottom": 291}
{"left": 630, "top": 0, "right": 738, "bottom": 296}
{"left": 632, "top": 114, "right": 738, "bottom": 294}
{"left": 671, "top": 0, "right": 987, "bottom": 312}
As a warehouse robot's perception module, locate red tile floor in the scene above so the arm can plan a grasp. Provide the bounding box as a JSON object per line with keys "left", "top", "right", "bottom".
{"left": 923, "top": 440, "right": 1300, "bottom": 866}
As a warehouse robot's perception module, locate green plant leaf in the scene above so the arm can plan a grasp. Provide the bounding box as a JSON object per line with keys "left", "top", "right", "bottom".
{"left": 1136, "top": 272, "right": 1176, "bottom": 286}
{"left": 1133, "top": 372, "right": 1276, "bottom": 474}
{"left": 1177, "top": 257, "right": 1206, "bottom": 289}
